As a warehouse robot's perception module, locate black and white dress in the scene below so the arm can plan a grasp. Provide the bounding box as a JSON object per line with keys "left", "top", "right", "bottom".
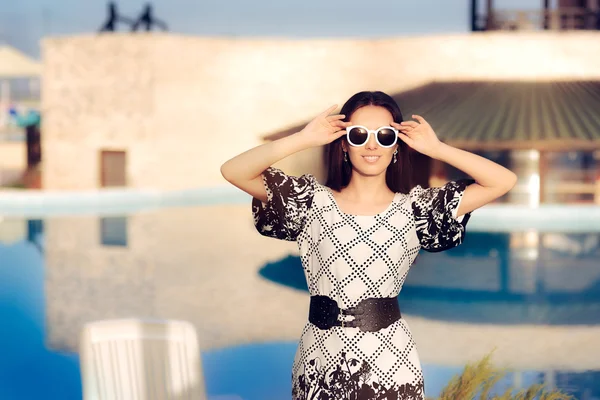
{"left": 252, "top": 167, "right": 475, "bottom": 400}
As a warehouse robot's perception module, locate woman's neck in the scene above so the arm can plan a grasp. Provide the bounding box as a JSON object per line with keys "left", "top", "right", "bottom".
{"left": 338, "top": 171, "right": 394, "bottom": 202}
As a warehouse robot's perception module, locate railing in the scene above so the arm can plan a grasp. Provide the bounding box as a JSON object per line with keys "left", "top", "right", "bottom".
{"left": 480, "top": 7, "right": 600, "bottom": 31}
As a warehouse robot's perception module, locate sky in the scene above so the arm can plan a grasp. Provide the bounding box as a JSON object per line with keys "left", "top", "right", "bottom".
{"left": 0, "top": 0, "right": 548, "bottom": 58}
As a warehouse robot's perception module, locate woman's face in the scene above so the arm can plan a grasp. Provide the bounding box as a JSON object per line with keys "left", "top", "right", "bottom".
{"left": 342, "top": 105, "right": 398, "bottom": 177}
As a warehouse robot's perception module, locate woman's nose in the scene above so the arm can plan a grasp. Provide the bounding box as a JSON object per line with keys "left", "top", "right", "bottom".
{"left": 365, "top": 133, "right": 378, "bottom": 149}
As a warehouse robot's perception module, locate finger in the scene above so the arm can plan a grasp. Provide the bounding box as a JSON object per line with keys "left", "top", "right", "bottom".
{"left": 327, "top": 114, "right": 346, "bottom": 121}
{"left": 332, "top": 120, "right": 351, "bottom": 128}
{"left": 400, "top": 121, "right": 419, "bottom": 128}
{"left": 397, "top": 131, "right": 413, "bottom": 146}
{"left": 320, "top": 104, "right": 338, "bottom": 116}
{"left": 334, "top": 128, "right": 347, "bottom": 138}
{"left": 412, "top": 115, "right": 427, "bottom": 125}
{"left": 391, "top": 122, "right": 410, "bottom": 132}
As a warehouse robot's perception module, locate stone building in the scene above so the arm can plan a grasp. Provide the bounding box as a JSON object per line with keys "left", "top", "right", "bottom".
{"left": 41, "top": 30, "right": 600, "bottom": 201}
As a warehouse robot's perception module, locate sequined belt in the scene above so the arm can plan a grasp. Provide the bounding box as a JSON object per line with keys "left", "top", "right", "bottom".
{"left": 308, "top": 295, "right": 401, "bottom": 332}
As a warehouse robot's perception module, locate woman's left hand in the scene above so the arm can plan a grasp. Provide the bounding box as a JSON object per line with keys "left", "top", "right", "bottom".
{"left": 391, "top": 115, "right": 443, "bottom": 159}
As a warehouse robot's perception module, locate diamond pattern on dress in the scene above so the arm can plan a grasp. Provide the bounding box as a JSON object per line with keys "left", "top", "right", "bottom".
{"left": 251, "top": 167, "right": 474, "bottom": 400}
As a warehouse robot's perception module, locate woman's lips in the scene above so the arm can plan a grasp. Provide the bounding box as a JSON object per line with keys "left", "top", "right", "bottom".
{"left": 362, "top": 156, "right": 381, "bottom": 164}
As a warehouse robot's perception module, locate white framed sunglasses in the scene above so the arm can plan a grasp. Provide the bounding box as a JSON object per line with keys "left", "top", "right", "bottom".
{"left": 345, "top": 125, "right": 398, "bottom": 148}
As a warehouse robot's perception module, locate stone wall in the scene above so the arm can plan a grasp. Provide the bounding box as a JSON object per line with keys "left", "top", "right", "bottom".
{"left": 0, "top": 142, "right": 25, "bottom": 170}
{"left": 0, "top": 142, "right": 26, "bottom": 187}
{"left": 42, "top": 31, "right": 600, "bottom": 190}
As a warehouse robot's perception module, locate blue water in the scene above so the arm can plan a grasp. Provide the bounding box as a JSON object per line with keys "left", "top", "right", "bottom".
{"left": 259, "top": 232, "right": 600, "bottom": 325}
{"left": 1, "top": 215, "right": 600, "bottom": 399}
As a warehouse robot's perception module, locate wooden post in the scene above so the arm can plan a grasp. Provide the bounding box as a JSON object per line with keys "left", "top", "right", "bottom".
{"left": 471, "top": 0, "right": 479, "bottom": 31}
{"left": 539, "top": 151, "right": 547, "bottom": 204}
{"left": 486, "top": 0, "right": 494, "bottom": 29}
{"left": 595, "top": 150, "right": 600, "bottom": 204}
{"left": 543, "top": 0, "right": 550, "bottom": 29}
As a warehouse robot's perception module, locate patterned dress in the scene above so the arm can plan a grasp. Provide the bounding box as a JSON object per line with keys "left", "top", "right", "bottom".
{"left": 252, "top": 167, "right": 475, "bottom": 400}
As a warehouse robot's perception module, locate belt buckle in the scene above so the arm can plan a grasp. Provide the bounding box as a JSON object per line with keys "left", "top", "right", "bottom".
{"left": 341, "top": 320, "right": 345, "bottom": 328}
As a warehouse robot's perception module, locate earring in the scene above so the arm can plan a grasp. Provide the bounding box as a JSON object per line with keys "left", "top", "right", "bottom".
{"left": 393, "top": 150, "right": 398, "bottom": 164}
{"left": 344, "top": 151, "right": 348, "bottom": 162}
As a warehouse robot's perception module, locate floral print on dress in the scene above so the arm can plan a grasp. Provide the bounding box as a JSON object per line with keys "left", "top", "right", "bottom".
{"left": 252, "top": 167, "right": 317, "bottom": 241}
{"left": 292, "top": 353, "right": 424, "bottom": 400}
{"left": 409, "top": 178, "right": 475, "bottom": 252}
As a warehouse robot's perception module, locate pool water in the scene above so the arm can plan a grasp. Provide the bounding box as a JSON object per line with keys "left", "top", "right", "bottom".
{"left": 1, "top": 209, "right": 600, "bottom": 400}
{"left": 259, "top": 232, "right": 600, "bottom": 325}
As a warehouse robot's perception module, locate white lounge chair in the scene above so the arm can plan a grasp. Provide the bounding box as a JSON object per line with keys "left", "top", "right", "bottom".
{"left": 80, "top": 318, "right": 208, "bottom": 400}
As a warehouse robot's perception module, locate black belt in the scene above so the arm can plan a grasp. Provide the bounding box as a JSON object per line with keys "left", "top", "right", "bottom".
{"left": 308, "top": 295, "right": 401, "bottom": 332}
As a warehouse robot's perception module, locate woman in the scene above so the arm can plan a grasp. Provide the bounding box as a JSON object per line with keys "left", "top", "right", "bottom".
{"left": 221, "top": 91, "right": 517, "bottom": 399}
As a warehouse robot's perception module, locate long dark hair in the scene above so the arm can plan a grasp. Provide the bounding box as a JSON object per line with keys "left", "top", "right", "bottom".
{"left": 324, "top": 91, "right": 415, "bottom": 194}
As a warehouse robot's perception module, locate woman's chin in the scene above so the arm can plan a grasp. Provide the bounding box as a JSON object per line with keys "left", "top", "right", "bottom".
{"left": 354, "top": 163, "right": 389, "bottom": 176}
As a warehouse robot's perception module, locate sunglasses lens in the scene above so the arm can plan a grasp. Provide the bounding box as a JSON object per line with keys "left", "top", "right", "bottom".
{"left": 377, "top": 128, "right": 397, "bottom": 147}
{"left": 348, "top": 127, "right": 368, "bottom": 146}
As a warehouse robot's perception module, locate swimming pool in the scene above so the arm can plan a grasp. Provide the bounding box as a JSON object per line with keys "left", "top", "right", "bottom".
{"left": 1, "top": 190, "right": 599, "bottom": 399}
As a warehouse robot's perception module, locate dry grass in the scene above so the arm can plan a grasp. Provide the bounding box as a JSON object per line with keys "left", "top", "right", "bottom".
{"left": 432, "top": 353, "right": 574, "bottom": 400}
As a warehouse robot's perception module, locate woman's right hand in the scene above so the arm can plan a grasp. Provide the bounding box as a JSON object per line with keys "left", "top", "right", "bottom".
{"left": 295, "top": 105, "right": 350, "bottom": 148}
{"left": 221, "top": 104, "right": 349, "bottom": 203}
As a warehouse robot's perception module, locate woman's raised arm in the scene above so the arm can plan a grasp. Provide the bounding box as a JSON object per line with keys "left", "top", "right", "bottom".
{"left": 220, "top": 105, "right": 349, "bottom": 202}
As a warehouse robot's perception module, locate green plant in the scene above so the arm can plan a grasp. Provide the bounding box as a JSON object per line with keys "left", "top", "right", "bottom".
{"left": 432, "top": 353, "right": 574, "bottom": 400}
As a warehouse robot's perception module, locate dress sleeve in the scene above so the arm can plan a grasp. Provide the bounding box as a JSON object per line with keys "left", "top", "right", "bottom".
{"left": 410, "top": 178, "right": 475, "bottom": 252}
{"left": 251, "top": 167, "right": 317, "bottom": 241}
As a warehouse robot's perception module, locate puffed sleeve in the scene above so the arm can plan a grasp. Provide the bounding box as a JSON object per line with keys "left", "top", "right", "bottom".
{"left": 251, "top": 167, "right": 317, "bottom": 241}
{"left": 410, "top": 178, "right": 475, "bottom": 252}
